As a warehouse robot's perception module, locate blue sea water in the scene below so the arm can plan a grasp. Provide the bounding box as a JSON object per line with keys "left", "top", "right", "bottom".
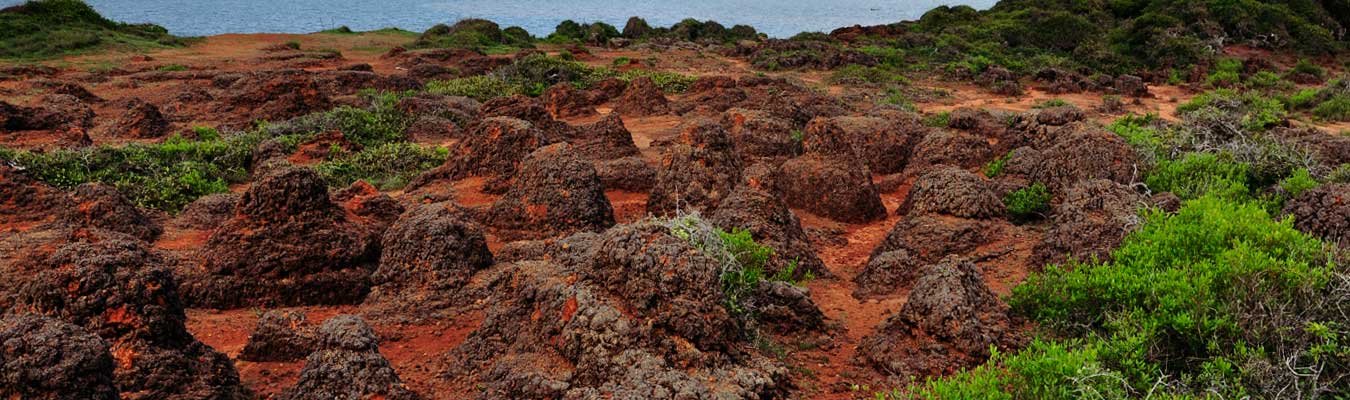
{"left": 1, "top": 0, "right": 996, "bottom": 38}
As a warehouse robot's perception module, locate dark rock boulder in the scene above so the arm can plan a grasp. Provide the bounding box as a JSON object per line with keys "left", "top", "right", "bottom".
{"left": 279, "top": 315, "right": 421, "bottom": 400}
{"left": 1033, "top": 179, "right": 1146, "bottom": 265}
{"left": 593, "top": 156, "right": 655, "bottom": 192}
{"left": 898, "top": 166, "right": 1003, "bottom": 218}
{"left": 776, "top": 120, "right": 886, "bottom": 223}
{"left": 187, "top": 166, "right": 380, "bottom": 308}
{"left": 220, "top": 70, "right": 332, "bottom": 124}
{"left": 543, "top": 83, "right": 598, "bottom": 119}
{"left": 1004, "top": 127, "right": 1140, "bottom": 191}
{"left": 368, "top": 202, "right": 493, "bottom": 313}
{"left": 720, "top": 108, "right": 800, "bottom": 161}
{"left": 647, "top": 119, "right": 743, "bottom": 216}
{"left": 13, "top": 236, "right": 250, "bottom": 399}
{"left": 906, "top": 131, "right": 994, "bottom": 173}
{"left": 102, "top": 98, "right": 170, "bottom": 139}
{"left": 63, "top": 183, "right": 162, "bottom": 241}
{"left": 486, "top": 143, "right": 616, "bottom": 239}
{"left": 238, "top": 311, "right": 316, "bottom": 362}
{"left": 409, "top": 117, "right": 551, "bottom": 190}
{"left": 1283, "top": 183, "right": 1349, "bottom": 249}
{"left": 0, "top": 313, "right": 118, "bottom": 400}
{"left": 172, "top": 193, "right": 238, "bottom": 230}
{"left": 709, "top": 179, "right": 826, "bottom": 278}
{"left": 811, "top": 115, "right": 923, "bottom": 175}
{"left": 560, "top": 112, "right": 641, "bottom": 161}
{"left": 857, "top": 256, "right": 1021, "bottom": 380}
{"left": 612, "top": 76, "right": 669, "bottom": 116}
{"left": 450, "top": 221, "right": 793, "bottom": 398}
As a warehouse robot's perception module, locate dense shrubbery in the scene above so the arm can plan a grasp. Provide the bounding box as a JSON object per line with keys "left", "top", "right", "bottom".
{"left": 903, "top": 195, "right": 1346, "bottom": 398}
{"left": 411, "top": 18, "right": 534, "bottom": 52}
{"left": 829, "top": 1, "right": 1345, "bottom": 78}
{"left": 0, "top": 0, "right": 187, "bottom": 58}
{"left": 426, "top": 54, "right": 695, "bottom": 100}
{"left": 0, "top": 90, "right": 447, "bottom": 211}
{"left": 0, "top": 128, "right": 261, "bottom": 211}
{"left": 1003, "top": 182, "right": 1050, "bottom": 222}
{"left": 314, "top": 142, "right": 447, "bottom": 190}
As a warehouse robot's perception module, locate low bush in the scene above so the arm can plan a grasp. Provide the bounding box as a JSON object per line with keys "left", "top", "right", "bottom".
{"left": 1003, "top": 183, "right": 1050, "bottom": 222}
{"left": 424, "top": 75, "right": 520, "bottom": 101}
{"left": 314, "top": 142, "right": 447, "bottom": 190}
{"left": 1008, "top": 196, "right": 1344, "bottom": 396}
{"left": 0, "top": 0, "right": 186, "bottom": 59}
{"left": 0, "top": 131, "right": 264, "bottom": 211}
{"left": 1031, "top": 98, "right": 1068, "bottom": 109}
{"left": 1145, "top": 152, "right": 1250, "bottom": 200}
{"left": 411, "top": 18, "right": 533, "bottom": 51}
{"left": 982, "top": 151, "right": 1011, "bottom": 177}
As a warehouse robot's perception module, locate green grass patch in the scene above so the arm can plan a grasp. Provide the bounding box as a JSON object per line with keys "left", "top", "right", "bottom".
{"left": 314, "top": 142, "right": 447, "bottom": 190}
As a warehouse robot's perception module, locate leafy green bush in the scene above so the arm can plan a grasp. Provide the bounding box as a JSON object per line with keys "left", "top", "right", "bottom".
{"left": 1178, "top": 89, "right": 1287, "bottom": 132}
{"left": 898, "top": 339, "right": 1129, "bottom": 400}
{"left": 0, "top": 0, "right": 186, "bottom": 59}
{"left": 1145, "top": 152, "right": 1250, "bottom": 200}
{"left": 1009, "top": 196, "right": 1341, "bottom": 395}
{"left": 314, "top": 142, "right": 447, "bottom": 190}
{"left": 1003, "top": 183, "right": 1050, "bottom": 222}
{"left": 1278, "top": 168, "right": 1320, "bottom": 199}
{"left": 0, "top": 131, "right": 264, "bottom": 211}
{"left": 1206, "top": 58, "right": 1243, "bottom": 88}
{"left": 1031, "top": 98, "right": 1069, "bottom": 109}
{"left": 1312, "top": 94, "right": 1350, "bottom": 121}
{"left": 828, "top": 64, "right": 908, "bottom": 87}
{"left": 982, "top": 151, "right": 1011, "bottom": 177}
{"left": 425, "top": 75, "right": 520, "bottom": 101}
{"left": 411, "top": 19, "right": 533, "bottom": 51}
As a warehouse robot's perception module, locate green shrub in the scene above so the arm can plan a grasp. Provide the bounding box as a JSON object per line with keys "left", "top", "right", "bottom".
{"left": 899, "top": 340, "right": 1130, "bottom": 400}
{"left": 157, "top": 63, "right": 187, "bottom": 72}
{"left": 0, "top": 131, "right": 264, "bottom": 211}
{"left": 1289, "top": 59, "right": 1326, "bottom": 81}
{"left": 1145, "top": 152, "right": 1250, "bottom": 200}
{"left": 412, "top": 19, "right": 532, "bottom": 51}
{"left": 982, "top": 151, "right": 1012, "bottom": 177}
{"left": 314, "top": 142, "right": 447, "bottom": 190}
{"left": 1206, "top": 58, "right": 1243, "bottom": 88}
{"left": 1031, "top": 98, "right": 1069, "bottom": 109}
{"left": 615, "top": 69, "right": 697, "bottom": 93}
{"left": 425, "top": 75, "right": 520, "bottom": 101}
{"left": 664, "top": 212, "right": 799, "bottom": 321}
{"left": 1278, "top": 168, "right": 1319, "bottom": 198}
{"left": 1009, "top": 196, "right": 1340, "bottom": 395}
{"left": 1312, "top": 94, "right": 1350, "bottom": 121}
{"left": 1245, "top": 71, "right": 1284, "bottom": 90}
{"left": 1003, "top": 183, "right": 1050, "bottom": 222}
{"left": 923, "top": 112, "right": 951, "bottom": 128}
{"left": 0, "top": 0, "right": 186, "bottom": 59}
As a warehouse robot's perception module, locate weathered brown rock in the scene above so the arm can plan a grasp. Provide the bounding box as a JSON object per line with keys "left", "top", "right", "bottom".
{"left": 857, "top": 256, "right": 1020, "bottom": 380}
{"left": 898, "top": 166, "right": 1003, "bottom": 218}
{"left": 62, "top": 183, "right": 162, "bottom": 241}
{"left": 409, "top": 117, "right": 552, "bottom": 189}
{"left": 14, "top": 236, "right": 250, "bottom": 399}
{"left": 543, "top": 83, "right": 598, "bottom": 119}
{"left": 187, "top": 166, "right": 379, "bottom": 308}
{"left": 612, "top": 76, "right": 669, "bottom": 116}
{"left": 710, "top": 179, "right": 826, "bottom": 278}
{"left": 279, "top": 315, "right": 420, "bottom": 400}
{"left": 647, "top": 119, "right": 743, "bottom": 216}
{"left": 486, "top": 143, "right": 615, "bottom": 239}
{"left": 1033, "top": 179, "right": 1146, "bottom": 265}
{"left": 102, "top": 98, "right": 170, "bottom": 138}
{"left": 238, "top": 311, "right": 316, "bottom": 362}
{"left": 0, "top": 313, "right": 118, "bottom": 400}
{"left": 720, "top": 108, "right": 801, "bottom": 160}
{"left": 1283, "top": 183, "right": 1350, "bottom": 248}
{"left": 368, "top": 202, "right": 493, "bottom": 314}
{"left": 776, "top": 121, "right": 886, "bottom": 223}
